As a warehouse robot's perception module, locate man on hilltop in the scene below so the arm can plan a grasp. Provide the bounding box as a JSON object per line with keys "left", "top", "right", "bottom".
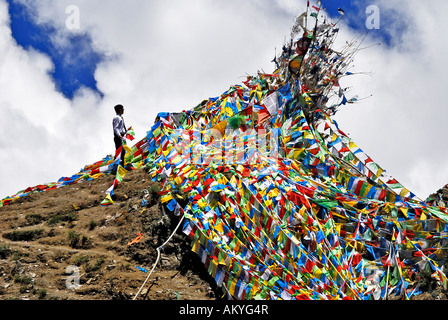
{"left": 113, "top": 104, "right": 131, "bottom": 171}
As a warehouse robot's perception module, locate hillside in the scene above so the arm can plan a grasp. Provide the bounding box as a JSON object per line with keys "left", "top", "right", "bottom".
{"left": 0, "top": 168, "right": 219, "bottom": 300}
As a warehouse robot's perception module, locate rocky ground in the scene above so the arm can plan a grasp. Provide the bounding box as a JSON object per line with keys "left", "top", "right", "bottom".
{"left": 0, "top": 168, "right": 220, "bottom": 300}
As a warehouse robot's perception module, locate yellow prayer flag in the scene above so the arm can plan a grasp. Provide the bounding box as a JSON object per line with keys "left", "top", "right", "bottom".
{"left": 420, "top": 210, "right": 427, "bottom": 220}
{"left": 314, "top": 267, "right": 322, "bottom": 279}
{"left": 215, "top": 221, "right": 224, "bottom": 233}
{"left": 217, "top": 176, "right": 228, "bottom": 185}
{"left": 117, "top": 165, "right": 127, "bottom": 178}
{"left": 293, "top": 148, "right": 305, "bottom": 158}
{"left": 268, "top": 188, "right": 280, "bottom": 198}
{"left": 400, "top": 207, "right": 409, "bottom": 218}
{"left": 162, "top": 148, "right": 171, "bottom": 157}
{"left": 399, "top": 187, "right": 409, "bottom": 198}
{"left": 303, "top": 131, "right": 314, "bottom": 140}
{"left": 330, "top": 133, "right": 338, "bottom": 142}
{"left": 122, "top": 143, "right": 132, "bottom": 153}
{"left": 376, "top": 168, "right": 384, "bottom": 177}
{"left": 174, "top": 176, "right": 183, "bottom": 185}
{"left": 228, "top": 278, "right": 237, "bottom": 296}
{"left": 348, "top": 141, "right": 358, "bottom": 149}
{"left": 383, "top": 202, "right": 395, "bottom": 213}
{"left": 225, "top": 107, "right": 234, "bottom": 117}
{"left": 362, "top": 184, "right": 372, "bottom": 197}
{"left": 191, "top": 240, "right": 201, "bottom": 254}
{"left": 90, "top": 173, "right": 103, "bottom": 179}
{"left": 234, "top": 240, "right": 241, "bottom": 253}
{"left": 197, "top": 199, "right": 207, "bottom": 208}
{"left": 188, "top": 169, "right": 198, "bottom": 178}
{"left": 161, "top": 193, "right": 174, "bottom": 203}
{"left": 335, "top": 223, "right": 341, "bottom": 235}
{"left": 211, "top": 259, "right": 218, "bottom": 278}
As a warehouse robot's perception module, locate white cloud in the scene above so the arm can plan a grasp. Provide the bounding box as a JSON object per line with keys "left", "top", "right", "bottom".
{"left": 0, "top": 0, "right": 298, "bottom": 199}
{"left": 333, "top": 0, "right": 448, "bottom": 199}
{"left": 1, "top": 0, "right": 447, "bottom": 202}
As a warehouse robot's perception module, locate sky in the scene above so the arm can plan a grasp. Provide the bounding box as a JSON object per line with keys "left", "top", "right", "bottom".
{"left": 0, "top": 0, "right": 447, "bottom": 202}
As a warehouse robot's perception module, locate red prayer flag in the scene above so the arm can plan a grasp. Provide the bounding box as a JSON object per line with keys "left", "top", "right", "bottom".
{"left": 115, "top": 146, "right": 123, "bottom": 159}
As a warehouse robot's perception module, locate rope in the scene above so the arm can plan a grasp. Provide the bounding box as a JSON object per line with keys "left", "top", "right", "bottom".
{"left": 133, "top": 214, "right": 185, "bottom": 300}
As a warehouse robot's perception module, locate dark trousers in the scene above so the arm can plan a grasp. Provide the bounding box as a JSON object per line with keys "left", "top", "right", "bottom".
{"left": 114, "top": 135, "right": 125, "bottom": 168}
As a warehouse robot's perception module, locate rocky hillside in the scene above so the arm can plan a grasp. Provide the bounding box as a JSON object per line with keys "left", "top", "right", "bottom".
{"left": 0, "top": 167, "right": 219, "bottom": 300}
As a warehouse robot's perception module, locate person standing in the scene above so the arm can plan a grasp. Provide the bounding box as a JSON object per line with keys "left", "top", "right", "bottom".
{"left": 113, "top": 104, "right": 130, "bottom": 170}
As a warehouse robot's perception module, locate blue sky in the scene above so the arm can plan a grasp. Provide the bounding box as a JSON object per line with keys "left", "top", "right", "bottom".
{"left": 7, "top": 0, "right": 104, "bottom": 99}
{"left": 5, "top": 0, "right": 399, "bottom": 101}
{"left": 321, "top": 0, "right": 407, "bottom": 47}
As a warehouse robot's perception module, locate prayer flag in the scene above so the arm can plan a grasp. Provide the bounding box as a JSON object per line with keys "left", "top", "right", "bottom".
{"left": 100, "top": 194, "right": 114, "bottom": 206}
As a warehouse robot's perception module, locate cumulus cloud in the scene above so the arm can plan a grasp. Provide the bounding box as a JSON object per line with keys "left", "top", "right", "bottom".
{"left": 0, "top": 0, "right": 297, "bottom": 199}
{"left": 331, "top": 0, "right": 448, "bottom": 199}
{"left": 0, "top": 0, "right": 446, "bottom": 201}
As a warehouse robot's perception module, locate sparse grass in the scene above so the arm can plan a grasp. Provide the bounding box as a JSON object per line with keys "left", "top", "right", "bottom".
{"left": 0, "top": 243, "right": 11, "bottom": 259}
{"left": 74, "top": 255, "right": 89, "bottom": 266}
{"left": 145, "top": 182, "right": 162, "bottom": 205}
{"left": 68, "top": 231, "right": 80, "bottom": 248}
{"left": 3, "top": 229, "right": 44, "bottom": 242}
{"left": 36, "top": 288, "right": 47, "bottom": 300}
{"left": 14, "top": 274, "right": 32, "bottom": 285}
{"left": 68, "top": 231, "right": 88, "bottom": 248}
{"left": 86, "top": 258, "right": 104, "bottom": 272}
{"left": 48, "top": 212, "right": 77, "bottom": 226}
{"left": 25, "top": 214, "right": 43, "bottom": 225}
{"left": 88, "top": 219, "right": 97, "bottom": 230}
{"left": 73, "top": 255, "right": 104, "bottom": 272}
{"left": 148, "top": 182, "right": 162, "bottom": 198}
{"left": 11, "top": 251, "right": 21, "bottom": 261}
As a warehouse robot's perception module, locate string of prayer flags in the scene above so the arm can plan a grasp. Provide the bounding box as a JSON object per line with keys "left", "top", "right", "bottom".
{"left": 135, "top": 6, "right": 448, "bottom": 300}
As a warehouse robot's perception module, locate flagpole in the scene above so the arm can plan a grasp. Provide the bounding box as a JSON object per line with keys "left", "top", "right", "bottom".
{"left": 384, "top": 265, "right": 390, "bottom": 300}
{"left": 297, "top": 1, "right": 321, "bottom": 85}
{"left": 305, "top": 0, "right": 309, "bottom": 30}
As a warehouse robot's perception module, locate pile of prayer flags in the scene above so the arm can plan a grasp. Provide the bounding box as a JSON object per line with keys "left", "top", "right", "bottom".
{"left": 134, "top": 9, "right": 448, "bottom": 300}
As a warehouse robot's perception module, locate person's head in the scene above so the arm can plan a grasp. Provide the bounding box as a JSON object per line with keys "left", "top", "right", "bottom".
{"left": 114, "top": 104, "right": 124, "bottom": 115}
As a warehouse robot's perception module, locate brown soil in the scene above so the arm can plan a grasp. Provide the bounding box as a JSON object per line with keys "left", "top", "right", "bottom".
{"left": 0, "top": 168, "right": 219, "bottom": 300}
